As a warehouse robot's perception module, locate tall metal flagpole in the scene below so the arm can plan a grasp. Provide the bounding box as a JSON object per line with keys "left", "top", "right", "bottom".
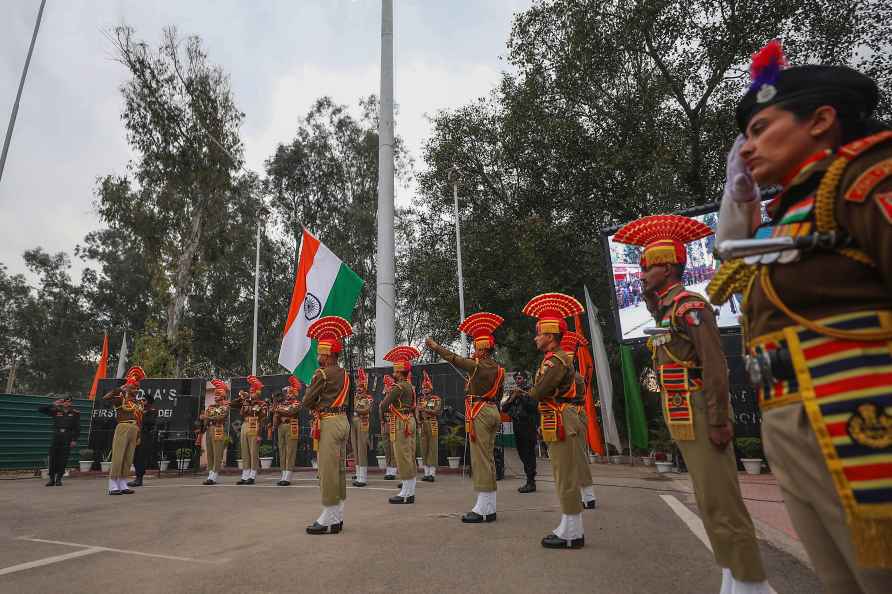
{"left": 374, "top": 0, "right": 396, "bottom": 365}
{"left": 448, "top": 166, "right": 467, "bottom": 356}
{"left": 252, "top": 208, "right": 267, "bottom": 375}
{"left": 0, "top": 0, "right": 46, "bottom": 184}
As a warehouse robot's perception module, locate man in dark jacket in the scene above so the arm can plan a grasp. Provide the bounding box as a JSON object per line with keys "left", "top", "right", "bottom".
{"left": 505, "top": 372, "right": 538, "bottom": 493}
{"left": 38, "top": 397, "right": 80, "bottom": 486}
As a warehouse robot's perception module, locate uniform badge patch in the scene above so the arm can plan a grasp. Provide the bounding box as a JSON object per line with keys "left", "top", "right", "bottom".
{"left": 845, "top": 159, "right": 892, "bottom": 202}
{"left": 847, "top": 402, "right": 892, "bottom": 449}
{"left": 875, "top": 191, "right": 892, "bottom": 224}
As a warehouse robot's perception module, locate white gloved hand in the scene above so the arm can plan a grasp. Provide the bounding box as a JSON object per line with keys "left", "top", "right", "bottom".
{"left": 716, "top": 135, "right": 762, "bottom": 246}
{"left": 724, "top": 135, "right": 759, "bottom": 204}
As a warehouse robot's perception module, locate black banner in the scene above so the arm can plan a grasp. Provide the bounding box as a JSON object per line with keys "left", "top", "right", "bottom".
{"left": 89, "top": 377, "right": 203, "bottom": 463}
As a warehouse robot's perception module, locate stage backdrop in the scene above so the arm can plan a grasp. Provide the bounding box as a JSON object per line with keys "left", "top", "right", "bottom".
{"left": 89, "top": 377, "right": 203, "bottom": 468}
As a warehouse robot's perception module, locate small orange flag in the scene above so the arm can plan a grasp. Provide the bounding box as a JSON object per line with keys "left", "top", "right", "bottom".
{"left": 88, "top": 333, "right": 109, "bottom": 400}
{"left": 574, "top": 315, "right": 605, "bottom": 455}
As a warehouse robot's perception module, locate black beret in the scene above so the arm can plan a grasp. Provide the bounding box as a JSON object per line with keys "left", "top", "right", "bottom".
{"left": 735, "top": 65, "right": 879, "bottom": 131}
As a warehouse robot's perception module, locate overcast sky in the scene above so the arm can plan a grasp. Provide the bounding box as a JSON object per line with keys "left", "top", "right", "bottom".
{"left": 0, "top": 0, "right": 532, "bottom": 282}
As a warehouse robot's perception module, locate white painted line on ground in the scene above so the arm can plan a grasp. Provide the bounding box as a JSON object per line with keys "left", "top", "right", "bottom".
{"left": 142, "top": 483, "right": 398, "bottom": 492}
{"left": 0, "top": 547, "right": 101, "bottom": 577}
{"left": 17, "top": 538, "right": 229, "bottom": 564}
{"left": 659, "top": 494, "right": 713, "bottom": 551}
{"left": 659, "top": 495, "right": 779, "bottom": 594}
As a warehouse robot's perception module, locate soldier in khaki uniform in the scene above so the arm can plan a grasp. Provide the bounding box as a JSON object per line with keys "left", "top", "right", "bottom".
{"left": 196, "top": 379, "right": 231, "bottom": 485}
{"left": 232, "top": 376, "right": 268, "bottom": 485}
{"left": 560, "top": 332, "right": 598, "bottom": 510}
{"left": 102, "top": 366, "right": 145, "bottom": 495}
{"left": 350, "top": 368, "right": 373, "bottom": 487}
{"left": 614, "top": 215, "right": 769, "bottom": 591}
{"left": 519, "top": 294, "right": 586, "bottom": 548}
{"left": 274, "top": 376, "right": 302, "bottom": 486}
{"left": 427, "top": 312, "right": 506, "bottom": 522}
{"left": 418, "top": 370, "right": 443, "bottom": 482}
{"left": 381, "top": 346, "right": 421, "bottom": 504}
{"left": 710, "top": 40, "right": 892, "bottom": 592}
{"left": 379, "top": 375, "right": 397, "bottom": 479}
{"left": 302, "top": 316, "right": 352, "bottom": 535}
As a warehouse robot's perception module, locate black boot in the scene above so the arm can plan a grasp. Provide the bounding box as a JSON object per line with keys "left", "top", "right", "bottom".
{"left": 461, "top": 511, "right": 497, "bottom": 523}
{"left": 46, "top": 474, "right": 56, "bottom": 487}
{"left": 54, "top": 473, "right": 63, "bottom": 486}
{"left": 306, "top": 522, "right": 341, "bottom": 535}
{"left": 127, "top": 476, "right": 143, "bottom": 487}
{"left": 541, "top": 533, "right": 584, "bottom": 549}
{"left": 518, "top": 479, "right": 536, "bottom": 493}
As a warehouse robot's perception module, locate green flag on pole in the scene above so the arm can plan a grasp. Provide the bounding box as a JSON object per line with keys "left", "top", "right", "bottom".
{"left": 620, "top": 344, "right": 649, "bottom": 451}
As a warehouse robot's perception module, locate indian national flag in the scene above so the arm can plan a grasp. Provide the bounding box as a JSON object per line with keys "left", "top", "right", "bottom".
{"left": 278, "top": 229, "right": 364, "bottom": 382}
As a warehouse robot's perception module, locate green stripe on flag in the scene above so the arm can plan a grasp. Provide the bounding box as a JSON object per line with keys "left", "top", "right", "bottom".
{"left": 621, "top": 344, "right": 649, "bottom": 451}
{"left": 292, "top": 264, "right": 364, "bottom": 383}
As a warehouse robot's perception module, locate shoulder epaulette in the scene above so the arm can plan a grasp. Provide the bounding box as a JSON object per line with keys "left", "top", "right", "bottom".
{"left": 844, "top": 158, "right": 892, "bottom": 203}
{"left": 551, "top": 349, "right": 572, "bottom": 368}
{"left": 672, "top": 290, "right": 706, "bottom": 304}
{"left": 838, "top": 130, "right": 892, "bottom": 160}
{"left": 676, "top": 301, "right": 705, "bottom": 317}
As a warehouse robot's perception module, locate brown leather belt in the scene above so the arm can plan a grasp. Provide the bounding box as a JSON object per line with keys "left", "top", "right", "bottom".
{"left": 118, "top": 420, "right": 137, "bottom": 424}
{"left": 320, "top": 406, "right": 347, "bottom": 414}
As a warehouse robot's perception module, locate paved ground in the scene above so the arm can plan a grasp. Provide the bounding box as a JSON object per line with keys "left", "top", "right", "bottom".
{"left": 1, "top": 454, "right": 822, "bottom": 594}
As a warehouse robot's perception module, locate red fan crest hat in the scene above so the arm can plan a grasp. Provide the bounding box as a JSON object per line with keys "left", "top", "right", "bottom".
{"left": 458, "top": 312, "right": 504, "bottom": 351}
{"left": 247, "top": 375, "right": 264, "bottom": 394}
{"left": 383, "top": 345, "right": 421, "bottom": 373}
{"left": 422, "top": 369, "right": 433, "bottom": 391}
{"left": 735, "top": 39, "right": 878, "bottom": 131}
{"left": 356, "top": 368, "right": 368, "bottom": 390}
{"left": 613, "top": 214, "right": 712, "bottom": 268}
{"left": 210, "top": 379, "right": 229, "bottom": 396}
{"left": 522, "top": 293, "right": 584, "bottom": 335}
{"left": 383, "top": 374, "right": 395, "bottom": 393}
{"left": 124, "top": 366, "right": 146, "bottom": 388}
{"left": 307, "top": 315, "right": 353, "bottom": 355}
{"left": 560, "top": 331, "right": 588, "bottom": 354}
{"left": 287, "top": 375, "right": 301, "bottom": 395}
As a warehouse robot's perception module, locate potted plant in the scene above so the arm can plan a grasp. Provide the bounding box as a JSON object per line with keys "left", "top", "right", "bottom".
{"left": 259, "top": 444, "right": 274, "bottom": 469}
{"left": 175, "top": 447, "right": 192, "bottom": 471}
{"left": 648, "top": 421, "right": 674, "bottom": 472}
{"left": 440, "top": 425, "right": 465, "bottom": 469}
{"left": 100, "top": 450, "right": 113, "bottom": 473}
{"left": 736, "top": 437, "right": 764, "bottom": 475}
{"left": 158, "top": 451, "right": 170, "bottom": 472}
{"left": 78, "top": 448, "right": 94, "bottom": 472}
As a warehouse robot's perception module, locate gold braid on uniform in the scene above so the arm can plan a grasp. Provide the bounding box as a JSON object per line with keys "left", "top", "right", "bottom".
{"left": 706, "top": 259, "right": 756, "bottom": 305}
{"left": 815, "top": 154, "right": 875, "bottom": 267}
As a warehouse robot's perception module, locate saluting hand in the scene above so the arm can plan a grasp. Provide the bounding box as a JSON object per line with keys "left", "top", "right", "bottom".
{"left": 424, "top": 337, "right": 438, "bottom": 350}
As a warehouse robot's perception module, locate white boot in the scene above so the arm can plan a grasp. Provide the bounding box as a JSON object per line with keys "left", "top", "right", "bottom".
{"left": 429, "top": 466, "right": 436, "bottom": 477}
{"left": 108, "top": 478, "right": 118, "bottom": 492}
{"left": 117, "top": 479, "right": 129, "bottom": 491}
{"left": 284, "top": 470, "right": 292, "bottom": 482}
{"left": 240, "top": 469, "right": 248, "bottom": 481}
{"left": 357, "top": 467, "right": 367, "bottom": 483}
{"left": 316, "top": 506, "right": 339, "bottom": 527}
{"left": 730, "top": 575, "right": 772, "bottom": 594}
{"left": 553, "top": 513, "right": 583, "bottom": 540}
{"left": 472, "top": 491, "right": 496, "bottom": 515}
{"left": 250, "top": 469, "right": 257, "bottom": 480}
{"left": 581, "top": 485, "right": 597, "bottom": 508}
{"left": 387, "top": 466, "right": 397, "bottom": 476}
{"left": 720, "top": 568, "right": 733, "bottom": 594}
{"left": 337, "top": 500, "right": 345, "bottom": 524}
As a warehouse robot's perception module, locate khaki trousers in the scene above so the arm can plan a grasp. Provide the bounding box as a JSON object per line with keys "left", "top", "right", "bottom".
{"left": 350, "top": 415, "right": 369, "bottom": 467}
{"left": 382, "top": 422, "right": 395, "bottom": 467}
{"left": 205, "top": 427, "right": 226, "bottom": 472}
{"left": 277, "top": 423, "right": 299, "bottom": 470}
{"left": 470, "top": 405, "right": 499, "bottom": 492}
{"left": 576, "top": 410, "right": 593, "bottom": 487}
{"left": 548, "top": 408, "right": 583, "bottom": 514}
{"left": 420, "top": 416, "right": 439, "bottom": 467}
{"left": 109, "top": 422, "right": 139, "bottom": 479}
{"left": 240, "top": 423, "right": 260, "bottom": 471}
{"left": 669, "top": 392, "right": 765, "bottom": 582}
{"left": 319, "top": 414, "right": 348, "bottom": 506}
{"left": 391, "top": 416, "right": 416, "bottom": 480}
{"left": 762, "top": 403, "right": 892, "bottom": 593}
